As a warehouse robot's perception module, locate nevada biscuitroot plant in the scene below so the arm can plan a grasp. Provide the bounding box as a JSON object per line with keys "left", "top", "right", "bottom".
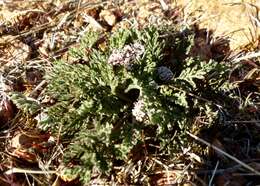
{"left": 11, "top": 26, "right": 233, "bottom": 184}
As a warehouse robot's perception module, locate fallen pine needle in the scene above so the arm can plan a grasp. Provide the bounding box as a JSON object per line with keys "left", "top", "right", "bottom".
{"left": 5, "top": 168, "right": 57, "bottom": 175}
{"left": 233, "top": 51, "right": 260, "bottom": 62}
{"left": 209, "top": 161, "right": 219, "bottom": 186}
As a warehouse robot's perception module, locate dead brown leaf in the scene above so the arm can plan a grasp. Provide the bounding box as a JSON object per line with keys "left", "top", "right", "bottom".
{"left": 0, "top": 39, "right": 31, "bottom": 65}
{"left": 0, "top": 94, "right": 15, "bottom": 125}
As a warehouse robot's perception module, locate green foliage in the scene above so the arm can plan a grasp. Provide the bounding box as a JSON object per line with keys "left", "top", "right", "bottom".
{"left": 10, "top": 92, "right": 40, "bottom": 115}
{"left": 40, "top": 26, "right": 231, "bottom": 184}
{"left": 68, "top": 31, "right": 101, "bottom": 60}
{"left": 109, "top": 28, "right": 133, "bottom": 49}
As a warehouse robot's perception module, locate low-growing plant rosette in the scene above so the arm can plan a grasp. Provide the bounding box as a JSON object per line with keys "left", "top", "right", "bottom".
{"left": 25, "top": 26, "right": 233, "bottom": 184}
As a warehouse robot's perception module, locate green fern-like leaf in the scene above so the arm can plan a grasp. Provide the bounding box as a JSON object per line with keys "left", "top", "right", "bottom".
{"left": 41, "top": 26, "right": 232, "bottom": 184}
{"left": 10, "top": 92, "right": 40, "bottom": 115}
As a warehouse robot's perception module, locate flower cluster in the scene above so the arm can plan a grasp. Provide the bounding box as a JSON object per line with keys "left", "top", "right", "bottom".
{"left": 132, "top": 99, "right": 146, "bottom": 122}
{"left": 108, "top": 43, "right": 145, "bottom": 69}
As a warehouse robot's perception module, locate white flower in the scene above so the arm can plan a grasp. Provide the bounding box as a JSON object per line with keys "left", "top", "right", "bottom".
{"left": 130, "top": 43, "right": 145, "bottom": 59}
{"left": 132, "top": 99, "right": 146, "bottom": 122}
{"left": 107, "top": 43, "right": 145, "bottom": 70}
{"left": 107, "top": 49, "right": 124, "bottom": 66}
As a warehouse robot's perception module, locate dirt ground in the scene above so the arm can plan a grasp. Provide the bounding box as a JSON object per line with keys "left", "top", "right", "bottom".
{"left": 176, "top": 0, "right": 260, "bottom": 50}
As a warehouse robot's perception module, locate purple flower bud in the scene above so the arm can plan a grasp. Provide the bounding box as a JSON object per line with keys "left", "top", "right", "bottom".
{"left": 157, "top": 66, "right": 173, "bottom": 81}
